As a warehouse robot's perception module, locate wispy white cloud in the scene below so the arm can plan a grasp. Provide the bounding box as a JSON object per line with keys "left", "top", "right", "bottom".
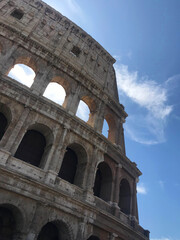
{"left": 113, "top": 55, "right": 121, "bottom": 61}
{"left": 137, "top": 183, "right": 147, "bottom": 194}
{"left": 8, "top": 64, "right": 35, "bottom": 87}
{"left": 115, "top": 64, "right": 173, "bottom": 144}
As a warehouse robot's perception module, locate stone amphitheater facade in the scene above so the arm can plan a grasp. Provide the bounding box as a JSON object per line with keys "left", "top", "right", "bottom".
{"left": 0, "top": 0, "right": 149, "bottom": 239}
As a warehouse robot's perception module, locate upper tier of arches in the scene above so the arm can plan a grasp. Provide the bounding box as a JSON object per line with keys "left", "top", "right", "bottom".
{"left": 4, "top": 56, "right": 123, "bottom": 146}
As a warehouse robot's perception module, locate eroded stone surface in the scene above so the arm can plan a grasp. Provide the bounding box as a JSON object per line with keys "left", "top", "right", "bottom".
{"left": 0, "top": 1, "right": 149, "bottom": 239}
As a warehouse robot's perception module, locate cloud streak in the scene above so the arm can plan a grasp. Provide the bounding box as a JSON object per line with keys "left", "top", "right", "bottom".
{"left": 115, "top": 64, "right": 173, "bottom": 144}
{"left": 137, "top": 183, "right": 147, "bottom": 194}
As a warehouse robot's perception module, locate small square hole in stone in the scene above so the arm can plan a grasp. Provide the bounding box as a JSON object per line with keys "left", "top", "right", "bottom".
{"left": 70, "top": 46, "right": 81, "bottom": 57}
{"left": 11, "top": 9, "right": 24, "bottom": 20}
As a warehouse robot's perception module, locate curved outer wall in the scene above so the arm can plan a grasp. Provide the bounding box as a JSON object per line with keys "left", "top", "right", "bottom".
{"left": 0, "top": 0, "right": 149, "bottom": 239}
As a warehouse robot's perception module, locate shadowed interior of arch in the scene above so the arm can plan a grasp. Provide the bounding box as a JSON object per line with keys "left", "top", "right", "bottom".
{"left": 76, "top": 100, "right": 90, "bottom": 122}
{"left": 43, "top": 82, "right": 66, "bottom": 106}
{"left": 87, "top": 236, "right": 100, "bottom": 240}
{"left": 0, "top": 207, "right": 16, "bottom": 239}
{"left": 37, "top": 221, "right": 71, "bottom": 240}
{"left": 58, "top": 147, "right": 78, "bottom": 184}
{"left": 93, "top": 162, "right": 112, "bottom": 202}
{"left": 8, "top": 64, "right": 35, "bottom": 87}
{"left": 0, "top": 112, "right": 8, "bottom": 140}
{"left": 119, "top": 179, "right": 131, "bottom": 215}
{"left": 14, "top": 130, "right": 46, "bottom": 167}
{"left": 37, "top": 222, "right": 59, "bottom": 240}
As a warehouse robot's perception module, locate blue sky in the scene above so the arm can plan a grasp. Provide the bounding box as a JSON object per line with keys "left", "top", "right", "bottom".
{"left": 9, "top": 1, "right": 180, "bottom": 239}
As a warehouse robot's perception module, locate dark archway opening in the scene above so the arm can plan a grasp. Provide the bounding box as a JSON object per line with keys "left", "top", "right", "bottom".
{"left": 87, "top": 236, "right": 100, "bottom": 240}
{"left": 37, "top": 222, "right": 59, "bottom": 240}
{"left": 93, "top": 169, "right": 102, "bottom": 198}
{"left": 58, "top": 147, "right": 78, "bottom": 184}
{"left": 0, "top": 207, "right": 16, "bottom": 240}
{"left": 93, "top": 162, "right": 112, "bottom": 202}
{"left": 0, "top": 113, "right": 8, "bottom": 141}
{"left": 14, "top": 130, "right": 46, "bottom": 167}
{"left": 119, "top": 179, "right": 131, "bottom": 215}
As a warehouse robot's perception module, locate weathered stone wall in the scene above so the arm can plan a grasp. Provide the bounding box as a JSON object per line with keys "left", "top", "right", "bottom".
{"left": 0, "top": 0, "right": 149, "bottom": 239}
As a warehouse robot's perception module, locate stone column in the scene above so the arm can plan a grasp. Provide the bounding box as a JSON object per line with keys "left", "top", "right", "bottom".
{"left": 44, "top": 126, "right": 69, "bottom": 184}
{"left": 93, "top": 101, "right": 105, "bottom": 133}
{"left": 31, "top": 66, "right": 52, "bottom": 95}
{"left": 83, "top": 147, "right": 99, "bottom": 204}
{"left": 111, "top": 164, "right": 122, "bottom": 216}
{"left": 0, "top": 45, "right": 18, "bottom": 74}
{"left": 113, "top": 164, "right": 122, "bottom": 204}
{"left": 116, "top": 118, "right": 126, "bottom": 153}
{"left": 109, "top": 233, "right": 118, "bottom": 240}
{"left": 47, "top": 127, "right": 69, "bottom": 173}
{"left": 76, "top": 221, "right": 86, "bottom": 240}
{"left": 131, "top": 178, "right": 139, "bottom": 222}
{"left": 63, "top": 85, "right": 81, "bottom": 115}
{"left": 3, "top": 107, "right": 31, "bottom": 154}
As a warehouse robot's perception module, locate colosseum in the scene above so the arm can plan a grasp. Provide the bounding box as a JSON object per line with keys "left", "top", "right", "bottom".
{"left": 0, "top": 0, "right": 149, "bottom": 239}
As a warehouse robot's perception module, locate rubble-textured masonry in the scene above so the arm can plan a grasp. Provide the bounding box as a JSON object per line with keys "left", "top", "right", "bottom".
{"left": 0, "top": 0, "right": 149, "bottom": 239}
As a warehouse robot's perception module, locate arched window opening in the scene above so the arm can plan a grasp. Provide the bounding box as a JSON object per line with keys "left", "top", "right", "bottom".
{"left": 104, "top": 114, "right": 116, "bottom": 143}
{"left": 58, "top": 143, "right": 87, "bottom": 188}
{"left": 119, "top": 179, "right": 131, "bottom": 215}
{"left": 76, "top": 100, "right": 90, "bottom": 122}
{"left": 37, "top": 222, "right": 59, "bottom": 240}
{"left": 58, "top": 147, "right": 78, "bottom": 184}
{"left": 0, "top": 103, "right": 12, "bottom": 141}
{"left": 0, "top": 207, "right": 16, "bottom": 240}
{"left": 37, "top": 221, "right": 71, "bottom": 240}
{"left": 93, "top": 162, "right": 112, "bottom": 202}
{"left": 43, "top": 82, "right": 66, "bottom": 106}
{"left": 14, "top": 130, "right": 46, "bottom": 167}
{"left": 87, "top": 236, "right": 100, "bottom": 240}
{"left": 8, "top": 64, "right": 35, "bottom": 87}
{"left": 0, "top": 112, "right": 8, "bottom": 141}
{"left": 102, "top": 119, "right": 109, "bottom": 138}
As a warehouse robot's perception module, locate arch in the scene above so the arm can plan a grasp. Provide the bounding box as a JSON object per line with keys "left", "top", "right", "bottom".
{"left": 43, "top": 82, "right": 66, "bottom": 106}
{"left": 51, "top": 76, "right": 70, "bottom": 95}
{"left": 87, "top": 236, "right": 100, "bottom": 240}
{"left": 37, "top": 220, "right": 72, "bottom": 240}
{"left": 104, "top": 113, "right": 116, "bottom": 143}
{"left": 119, "top": 178, "right": 131, "bottom": 215}
{"left": 0, "top": 103, "right": 12, "bottom": 141}
{"left": 0, "top": 204, "right": 24, "bottom": 240}
{"left": 102, "top": 119, "right": 109, "bottom": 138}
{"left": 76, "top": 100, "right": 90, "bottom": 122}
{"left": 8, "top": 64, "right": 36, "bottom": 88}
{"left": 93, "top": 162, "right": 112, "bottom": 202}
{"left": 58, "top": 143, "right": 88, "bottom": 188}
{"left": 58, "top": 147, "right": 78, "bottom": 184}
{"left": 14, "top": 123, "right": 53, "bottom": 168}
{"left": 76, "top": 95, "right": 97, "bottom": 126}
